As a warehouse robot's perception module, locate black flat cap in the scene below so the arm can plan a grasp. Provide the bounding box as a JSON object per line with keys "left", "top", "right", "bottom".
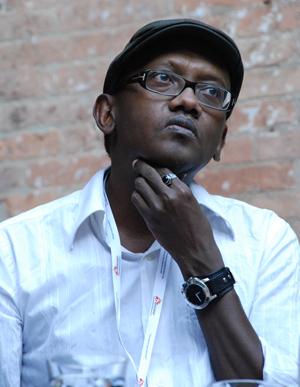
{"left": 103, "top": 18, "right": 244, "bottom": 114}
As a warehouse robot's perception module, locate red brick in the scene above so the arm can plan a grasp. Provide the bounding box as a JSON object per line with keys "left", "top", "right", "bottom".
{"left": 0, "top": 0, "right": 61, "bottom": 12}
{"left": 0, "top": 94, "right": 94, "bottom": 132}
{"left": 238, "top": 190, "right": 300, "bottom": 220}
{"left": 196, "top": 162, "right": 295, "bottom": 195}
{"left": 256, "top": 130, "right": 300, "bottom": 161}
{"left": 174, "top": 0, "right": 262, "bottom": 13}
{"left": 276, "top": 2, "right": 300, "bottom": 31}
{"left": 239, "top": 31, "right": 299, "bottom": 69}
{"left": 236, "top": 1, "right": 300, "bottom": 37}
{"left": 1, "top": 0, "right": 169, "bottom": 40}
{"left": 228, "top": 99, "right": 297, "bottom": 133}
{"left": 26, "top": 153, "right": 110, "bottom": 188}
{"left": 208, "top": 0, "right": 263, "bottom": 4}
{"left": 240, "top": 66, "right": 300, "bottom": 100}
{"left": 58, "top": 125, "right": 102, "bottom": 154}
{"left": 221, "top": 135, "right": 254, "bottom": 163}
{"left": 4, "top": 187, "right": 69, "bottom": 217}
{"left": 1, "top": 61, "right": 106, "bottom": 101}
{"left": 0, "top": 123, "right": 102, "bottom": 160}
{"left": 0, "top": 29, "right": 129, "bottom": 71}
{"left": 0, "top": 164, "right": 27, "bottom": 193}
{"left": 235, "top": 6, "right": 277, "bottom": 37}
{"left": 0, "top": 12, "right": 27, "bottom": 41}
{"left": 0, "top": 130, "right": 60, "bottom": 161}
{"left": 235, "top": 2, "right": 300, "bottom": 37}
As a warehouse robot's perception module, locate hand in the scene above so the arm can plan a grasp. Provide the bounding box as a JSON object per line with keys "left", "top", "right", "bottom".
{"left": 131, "top": 159, "right": 224, "bottom": 278}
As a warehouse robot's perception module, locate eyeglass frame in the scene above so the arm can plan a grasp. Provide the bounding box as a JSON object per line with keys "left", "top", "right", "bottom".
{"left": 127, "top": 69, "right": 235, "bottom": 112}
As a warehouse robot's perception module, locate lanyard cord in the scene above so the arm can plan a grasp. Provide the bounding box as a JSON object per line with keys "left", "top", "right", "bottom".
{"left": 104, "top": 188, "right": 171, "bottom": 386}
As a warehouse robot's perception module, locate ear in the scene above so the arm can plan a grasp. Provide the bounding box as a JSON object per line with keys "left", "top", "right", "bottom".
{"left": 93, "top": 94, "right": 115, "bottom": 135}
{"left": 213, "top": 125, "right": 228, "bottom": 161}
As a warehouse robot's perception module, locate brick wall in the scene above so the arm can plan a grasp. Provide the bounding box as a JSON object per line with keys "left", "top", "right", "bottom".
{"left": 0, "top": 0, "right": 299, "bottom": 237}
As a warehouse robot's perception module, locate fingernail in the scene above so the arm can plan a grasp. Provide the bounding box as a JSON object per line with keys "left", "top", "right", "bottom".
{"left": 132, "top": 159, "right": 138, "bottom": 168}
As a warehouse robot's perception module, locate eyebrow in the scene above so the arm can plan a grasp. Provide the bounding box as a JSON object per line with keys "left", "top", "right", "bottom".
{"left": 156, "top": 59, "right": 230, "bottom": 89}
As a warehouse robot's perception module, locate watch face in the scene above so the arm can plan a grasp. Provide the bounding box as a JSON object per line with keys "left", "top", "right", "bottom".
{"left": 183, "top": 278, "right": 212, "bottom": 309}
{"left": 186, "top": 283, "right": 206, "bottom": 305}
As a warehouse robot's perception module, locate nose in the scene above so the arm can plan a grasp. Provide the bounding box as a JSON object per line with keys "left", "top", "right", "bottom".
{"left": 168, "top": 87, "right": 202, "bottom": 118}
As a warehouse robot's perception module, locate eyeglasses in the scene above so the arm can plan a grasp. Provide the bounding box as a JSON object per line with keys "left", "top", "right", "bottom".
{"left": 128, "top": 69, "right": 234, "bottom": 112}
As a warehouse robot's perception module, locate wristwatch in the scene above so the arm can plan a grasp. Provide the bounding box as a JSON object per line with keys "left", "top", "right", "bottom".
{"left": 181, "top": 267, "right": 235, "bottom": 310}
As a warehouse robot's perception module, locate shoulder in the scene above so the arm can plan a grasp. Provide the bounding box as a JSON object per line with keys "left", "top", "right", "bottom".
{"left": 212, "top": 194, "right": 299, "bottom": 255}
{"left": 0, "top": 190, "right": 81, "bottom": 247}
{"left": 192, "top": 182, "right": 298, "bottom": 245}
{"left": 217, "top": 194, "right": 293, "bottom": 232}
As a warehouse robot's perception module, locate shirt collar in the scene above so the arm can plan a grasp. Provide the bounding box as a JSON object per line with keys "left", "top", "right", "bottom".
{"left": 190, "top": 181, "right": 235, "bottom": 240}
{"left": 68, "top": 168, "right": 108, "bottom": 249}
{"left": 68, "top": 168, "right": 235, "bottom": 248}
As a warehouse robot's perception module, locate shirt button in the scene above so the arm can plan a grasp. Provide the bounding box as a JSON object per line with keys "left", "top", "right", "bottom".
{"left": 146, "top": 254, "right": 155, "bottom": 261}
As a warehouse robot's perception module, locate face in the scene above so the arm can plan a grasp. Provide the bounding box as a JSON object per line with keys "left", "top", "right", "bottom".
{"left": 99, "top": 50, "right": 230, "bottom": 177}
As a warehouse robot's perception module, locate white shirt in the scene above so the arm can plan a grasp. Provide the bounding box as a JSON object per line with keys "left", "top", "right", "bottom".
{"left": 0, "top": 168, "right": 299, "bottom": 387}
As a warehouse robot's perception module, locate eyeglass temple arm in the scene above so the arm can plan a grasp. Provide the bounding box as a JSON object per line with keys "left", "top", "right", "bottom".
{"left": 128, "top": 73, "right": 147, "bottom": 83}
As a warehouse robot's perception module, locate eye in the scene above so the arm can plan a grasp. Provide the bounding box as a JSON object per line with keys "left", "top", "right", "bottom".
{"left": 152, "top": 71, "right": 173, "bottom": 84}
{"left": 203, "top": 86, "right": 220, "bottom": 97}
{"left": 198, "top": 85, "right": 225, "bottom": 103}
{"left": 146, "top": 71, "right": 177, "bottom": 92}
{"left": 196, "top": 84, "right": 231, "bottom": 109}
{"left": 145, "top": 70, "right": 182, "bottom": 95}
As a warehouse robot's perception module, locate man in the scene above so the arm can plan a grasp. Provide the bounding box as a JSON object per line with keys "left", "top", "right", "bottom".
{"left": 0, "top": 19, "right": 299, "bottom": 387}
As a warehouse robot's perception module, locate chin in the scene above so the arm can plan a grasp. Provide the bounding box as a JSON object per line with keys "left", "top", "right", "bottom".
{"left": 143, "top": 154, "right": 202, "bottom": 176}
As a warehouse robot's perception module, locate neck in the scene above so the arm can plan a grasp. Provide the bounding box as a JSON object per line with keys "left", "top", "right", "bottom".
{"left": 105, "top": 163, "right": 154, "bottom": 253}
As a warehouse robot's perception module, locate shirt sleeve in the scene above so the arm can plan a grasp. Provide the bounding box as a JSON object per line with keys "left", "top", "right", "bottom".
{"left": 0, "top": 230, "right": 22, "bottom": 387}
{"left": 249, "top": 213, "right": 300, "bottom": 386}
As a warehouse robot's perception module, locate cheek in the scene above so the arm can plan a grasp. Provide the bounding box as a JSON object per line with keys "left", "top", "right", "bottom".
{"left": 201, "top": 115, "right": 226, "bottom": 149}
{"left": 115, "top": 96, "right": 165, "bottom": 134}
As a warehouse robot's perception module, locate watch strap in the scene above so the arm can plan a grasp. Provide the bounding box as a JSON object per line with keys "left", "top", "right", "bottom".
{"left": 201, "top": 267, "right": 235, "bottom": 297}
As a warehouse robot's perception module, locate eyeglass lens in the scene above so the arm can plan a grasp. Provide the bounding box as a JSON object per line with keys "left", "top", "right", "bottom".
{"left": 145, "top": 70, "right": 231, "bottom": 110}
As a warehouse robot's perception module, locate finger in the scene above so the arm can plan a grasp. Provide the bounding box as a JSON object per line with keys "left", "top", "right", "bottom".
{"left": 133, "top": 159, "right": 178, "bottom": 193}
{"left": 131, "top": 189, "right": 150, "bottom": 217}
{"left": 133, "top": 176, "right": 159, "bottom": 208}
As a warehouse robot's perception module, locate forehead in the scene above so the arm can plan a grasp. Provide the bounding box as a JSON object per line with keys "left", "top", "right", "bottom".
{"left": 144, "top": 49, "right": 231, "bottom": 87}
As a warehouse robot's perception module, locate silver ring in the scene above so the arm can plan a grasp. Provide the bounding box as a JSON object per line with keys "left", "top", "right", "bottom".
{"left": 161, "top": 173, "right": 177, "bottom": 186}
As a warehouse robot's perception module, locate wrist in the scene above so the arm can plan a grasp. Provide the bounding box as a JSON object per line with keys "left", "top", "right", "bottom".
{"left": 179, "top": 251, "right": 224, "bottom": 281}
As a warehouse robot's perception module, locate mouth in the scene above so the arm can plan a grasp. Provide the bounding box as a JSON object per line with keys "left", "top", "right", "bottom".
{"left": 164, "top": 116, "right": 198, "bottom": 138}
